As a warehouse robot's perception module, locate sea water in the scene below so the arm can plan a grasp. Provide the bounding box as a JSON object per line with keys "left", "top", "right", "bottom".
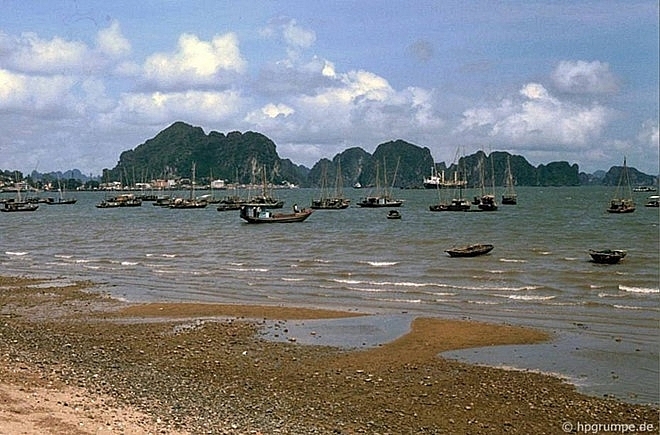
{"left": 0, "top": 186, "right": 658, "bottom": 404}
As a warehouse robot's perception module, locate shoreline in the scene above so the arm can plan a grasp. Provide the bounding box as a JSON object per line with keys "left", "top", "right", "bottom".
{"left": 1, "top": 276, "right": 657, "bottom": 434}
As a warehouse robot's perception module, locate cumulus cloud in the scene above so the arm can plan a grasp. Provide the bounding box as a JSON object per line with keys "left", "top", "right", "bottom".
{"left": 459, "top": 83, "right": 610, "bottom": 148}
{"left": 551, "top": 60, "right": 618, "bottom": 94}
{"left": 110, "top": 90, "right": 243, "bottom": 125}
{"left": 0, "top": 68, "right": 77, "bottom": 115}
{"left": 142, "top": 33, "right": 246, "bottom": 89}
{"left": 0, "top": 32, "right": 87, "bottom": 74}
{"left": 96, "top": 20, "right": 131, "bottom": 59}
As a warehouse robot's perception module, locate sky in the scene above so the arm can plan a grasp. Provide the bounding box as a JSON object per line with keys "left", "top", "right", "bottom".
{"left": 0, "top": 0, "right": 658, "bottom": 176}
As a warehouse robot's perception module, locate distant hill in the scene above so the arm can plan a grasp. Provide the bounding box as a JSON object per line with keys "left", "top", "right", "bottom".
{"left": 5, "top": 122, "right": 657, "bottom": 188}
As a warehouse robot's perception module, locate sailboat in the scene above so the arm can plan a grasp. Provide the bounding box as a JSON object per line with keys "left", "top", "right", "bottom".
{"left": 1, "top": 177, "right": 39, "bottom": 212}
{"left": 169, "top": 163, "right": 208, "bottom": 209}
{"left": 45, "top": 178, "right": 77, "bottom": 205}
{"left": 311, "top": 158, "right": 350, "bottom": 209}
{"left": 471, "top": 152, "right": 498, "bottom": 211}
{"left": 606, "top": 157, "right": 635, "bottom": 213}
{"left": 243, "top": 165, "right": 284, "bottom": 209}
{"left": 357, "top": 158, "right": 403, "bottom": 207}
{"left": 501, "top": 155, "right": 517, "bottom": 205}
{"left": 429, "top": 151, "right": 470, "bottom": 212}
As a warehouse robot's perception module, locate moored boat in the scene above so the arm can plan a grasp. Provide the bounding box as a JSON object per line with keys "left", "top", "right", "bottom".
{"left": 97, "top": 193, "right": 142, "bottom": 208}
{"left": 1, "top": 200, "right": 39, "bottom": 212}
{"left": 606, "top": 157, "right": 635, "bottom": 213}
{"left": 644, "top": 195, "right": 659, "bottom": 207}
{"left": 445, "top": 243, "right": 494, "bottom": 257}
{"left": 239, "top": 205, "right": 313, "bottom": 223}
{"left": 357, "top": 159, "right": 403, "bottom": 208}
{"left": 501, "top": 155, "right": 518, "bottom": 205}
{"left": 588, "top": 249, "right": 627, "bottom": 264}
{"left": 386, "top": 209, "right": 401, "bottom": 219}
{"left": 311, "top": 158, "right": 350, "bottom": 210}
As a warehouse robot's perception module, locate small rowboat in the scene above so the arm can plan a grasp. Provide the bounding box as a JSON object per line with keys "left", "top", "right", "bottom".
{"left": 589, "top": 249, "right": 627, "bottom": 264}
{"left": 445, "top": 244, "right": 494, "bottom": 258}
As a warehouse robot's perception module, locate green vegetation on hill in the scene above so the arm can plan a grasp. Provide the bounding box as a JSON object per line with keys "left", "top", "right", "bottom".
{"left": 3, "top": 122, "right": 657, "bottom": 189}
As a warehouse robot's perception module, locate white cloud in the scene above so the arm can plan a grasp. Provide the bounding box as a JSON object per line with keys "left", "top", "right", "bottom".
{"left": 0, "top": 32, "right": 87, "bottom": 74}
{"left": 551, "top": 60, "right": 618, "bottom": 94}
{"left": 282, "top": 19, "right": 316, "bottom": 49}
{"left": 110, "top": 90, "right": 244, "bottom": 125}
{"left": 261, "top": 103, "right": 295, "bottom": 118}
{"left": 460, "top": 83, "right": 610, "bottom": 148}
{"left": 96, "top": 20, "right": 131, "bottom": 59}
{"left": 142, "top": 33, "right": 246, "bottom": 88}
{"left": 0, "top": 68, "right": 77, "bottom": 114}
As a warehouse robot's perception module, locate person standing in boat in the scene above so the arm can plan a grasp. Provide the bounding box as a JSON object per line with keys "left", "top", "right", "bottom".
{"left": 293, "top": 203, "right": 300, "bottom": 213}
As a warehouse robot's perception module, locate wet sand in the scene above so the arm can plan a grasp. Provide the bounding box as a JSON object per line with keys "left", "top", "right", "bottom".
{"left": 0, "top": 276, "right": 656, "bottom": 434}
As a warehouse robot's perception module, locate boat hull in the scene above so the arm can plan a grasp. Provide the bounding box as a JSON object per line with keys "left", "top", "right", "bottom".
{"left": 240, "top": 206, "right": 313, "bottom": 223}
{"left": 445, "top": 244, "right": 494, "bottom": 257}
{"left": 589, "top": 249, "right": 627, "bottom": 264}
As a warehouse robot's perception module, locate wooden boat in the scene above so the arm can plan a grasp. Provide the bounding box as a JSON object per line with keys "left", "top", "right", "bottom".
{"left": 169, "top": 163, "right": 208, "bottom": 209}
{"left": 472, "top": 153, "right": 498, "bottom": 211}
{"left": 97, "top": 193, "right": 142, "bottom": 208}
{"left": 239, "top": 205, "right": 313, "bottom": 223}
{"left": 357, "top": 159, "right": 403, "bottom": 208}
{"left": 589, "top": 249, "right": 627, "bottom": 264}
{"left": 243, "top": 166, "right": 284, "bottom": 209}
{"left": 386, "top": 209, "right": 401, "bottom": 219}
{"left": 311, "top": 158, "right": 350, "bottom": 209}
{"left": 1, "top": 176, "right": 39, "bottom": 212}
{"left": 1, "top": 200, "right": 39, "bottom": 212}
{"left": 606, "top": 157, "right": 635, "bottom": 213}
{"left": 45, "top": 197, "right": 77, "bottom": 205}
{"left": 644, "top": 195, "right": 659, "bottom": 207}
{"left": 445, "top": 244, "right": 494, "bottom": 257}
{"left": 501, "top": 155, "right": 517, "bottom": 205}
{"left": 45, "top": 180, "right": 77, "bottom": 205}
{"left": 430, "top": 150, "right": 470, "bottom": 212}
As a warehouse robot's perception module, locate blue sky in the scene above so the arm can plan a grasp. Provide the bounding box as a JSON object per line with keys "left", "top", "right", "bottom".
{"left": 1, "top": 0, "right": 658, "bottom": 175}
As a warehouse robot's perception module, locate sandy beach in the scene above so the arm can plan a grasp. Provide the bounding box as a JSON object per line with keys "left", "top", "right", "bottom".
{"left": 0, "top": 275, "right": 656, "bottom": 434}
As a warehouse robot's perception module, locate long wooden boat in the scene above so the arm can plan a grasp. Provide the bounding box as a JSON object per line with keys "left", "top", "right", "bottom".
{"left": 606, "top": 157, "right": 635, "bottom": 213}
{"left": 445, "top": 244, "right": 494, "bottom": 257}
{"left": 240, "top": 205, "right": 313, "bottom": 223}
{"left": 1, "top": 201, "right": 39, "bottom": 212}
{"left": 589, "top": 249, "right": 627, "bottom": 264}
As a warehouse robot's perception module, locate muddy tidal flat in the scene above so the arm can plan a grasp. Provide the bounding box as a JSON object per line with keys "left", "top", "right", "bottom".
{"left": 0, "top": 276, "right": 656, "bottom": 434}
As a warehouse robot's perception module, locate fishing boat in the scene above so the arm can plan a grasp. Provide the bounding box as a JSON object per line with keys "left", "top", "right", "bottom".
{"left": 430, "top": 151, "right": 471, "bottom": 212}
{"left": 445, "top": 244, "right": 494, "bottom": 257}
{"left": 96, "top": 193, "right": 142, "bottom": 208}
{"left": 501, "top": 155, "right": 517, "bottom": 205}
{"left": 471, "top": 153, "right": 498, "bottom": 211}
{"left": 169, "top": 163, "right": 208, "bottom": 209}
{"left": 588, "top": 249, "right": 627, "bottom": 264}
{"left": 243, "top": 166, "right": 284, "bottom": 209}
{"left": 386, "top": 209, "right": 401, "bottom": 219}
{"left": 311, "top": 158, "right": 350, "bottom": 209}
{"left": 357, "top": 159, "right": 403, "bottom": 208}
{"left": 606, "top": 157, "right": 635, "bottom": 213}
{"left": 239, "top": 205, "right": 313, "bottom": 223}
{"left": 45, "top": 179, "right": 77, "bottom": 205}
{"left": 2, "top": 199, "right": 39, "bottom": 212}
{"left": 644, "top": 195, "right": 659, "bottom": 207}
{"left": 1, "top": 180, "right": 39, "bottom": 212}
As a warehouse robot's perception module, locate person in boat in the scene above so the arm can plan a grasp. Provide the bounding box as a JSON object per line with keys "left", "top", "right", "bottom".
{"left": 293, "top": 203, "right": 300, "bottom": 213}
